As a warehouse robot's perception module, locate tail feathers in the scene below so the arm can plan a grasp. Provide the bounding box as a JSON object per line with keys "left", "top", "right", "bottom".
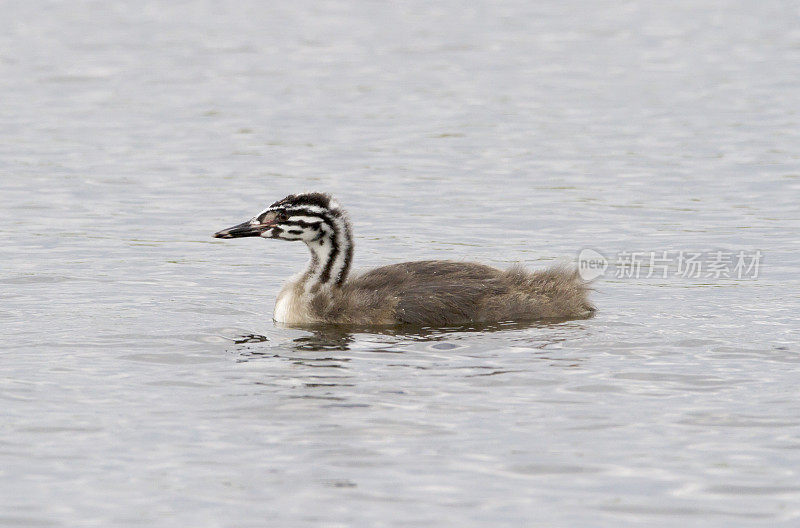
{"left": 503, "top": 264, "right": 595, "bottom": 319}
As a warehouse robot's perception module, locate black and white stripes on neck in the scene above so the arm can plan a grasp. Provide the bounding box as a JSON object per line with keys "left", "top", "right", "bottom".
{"left": 253, "top": 194, "right": 354, "bottom": 289}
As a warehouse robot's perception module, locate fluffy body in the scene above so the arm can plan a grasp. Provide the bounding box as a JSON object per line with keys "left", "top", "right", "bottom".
{"left": 276, "top": 260, "right": 594, "bottom": 326}
{"left": 214, "top": 193, "right": 595, "bottom": 327}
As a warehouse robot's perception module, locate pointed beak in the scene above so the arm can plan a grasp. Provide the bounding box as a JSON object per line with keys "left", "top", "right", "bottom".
{"left": 213, "top": 219, "right": 273, "bottom": 239}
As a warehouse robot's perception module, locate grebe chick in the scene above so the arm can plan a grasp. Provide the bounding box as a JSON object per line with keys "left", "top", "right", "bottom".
{"left": 214, "top": 192, "right": 594, "bottom": 326}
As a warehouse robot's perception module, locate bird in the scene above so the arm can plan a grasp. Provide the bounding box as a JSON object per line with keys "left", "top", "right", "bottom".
{"left": 213, "top": 192, "right": 594, "bottom": 326}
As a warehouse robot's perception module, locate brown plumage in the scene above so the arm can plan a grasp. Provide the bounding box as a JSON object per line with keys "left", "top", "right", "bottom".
{"left": 214, "top": 193, "right": 594, "bottom": 327}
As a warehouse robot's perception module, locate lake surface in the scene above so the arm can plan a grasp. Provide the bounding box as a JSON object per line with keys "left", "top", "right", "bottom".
{"left": 1, "top": 1, "right": 799, "bottom": 526}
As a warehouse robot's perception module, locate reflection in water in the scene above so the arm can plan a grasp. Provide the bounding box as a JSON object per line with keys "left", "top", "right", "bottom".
{"left": 291, "top": 328, "right": 355, "bottom": 352}
{"left": 233, "top": 333, "right": 269, "bottom": 344}
{"left": 230, "top": 318, "right": 591, "bottom": 365}
{"left": 227, "top": 321, "right": 594, "bottom": 411}
{"left": 230, "top": 328, "right": 355, "bottom": 367}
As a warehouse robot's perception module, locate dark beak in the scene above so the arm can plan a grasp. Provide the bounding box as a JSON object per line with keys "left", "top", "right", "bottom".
{"left": 214, "top": 220, "right": 272, "bottom": 239}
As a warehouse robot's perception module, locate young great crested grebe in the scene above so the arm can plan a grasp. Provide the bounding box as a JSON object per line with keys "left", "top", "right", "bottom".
{"left": 213, "top": 192, "right": 594, "bottom": 326}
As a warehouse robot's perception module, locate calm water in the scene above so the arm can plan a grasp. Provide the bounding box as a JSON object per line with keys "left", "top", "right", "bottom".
{"left": 2, "top": 1, "right": 799, "bottom": 526}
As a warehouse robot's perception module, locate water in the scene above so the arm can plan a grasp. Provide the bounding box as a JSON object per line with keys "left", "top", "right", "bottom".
{"left": 2, "top": 1, "right": 799, "bottom": 526}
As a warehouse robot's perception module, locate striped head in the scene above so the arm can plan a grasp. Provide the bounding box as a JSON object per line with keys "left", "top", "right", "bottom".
{"left": 214, "top": 192, "right": 354, "bottom": 285}
{"left": 214, "top": 192, "right": 344, "bottom": 242}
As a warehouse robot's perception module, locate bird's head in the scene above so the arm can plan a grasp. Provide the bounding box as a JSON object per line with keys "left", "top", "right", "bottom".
{"left": 213, "top": 192, "right": 345, "bottom": 244}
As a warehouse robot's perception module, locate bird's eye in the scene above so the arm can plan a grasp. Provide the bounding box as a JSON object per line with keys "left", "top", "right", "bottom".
{"left": 276, "top": 212, "right": 289, "bottom": 222}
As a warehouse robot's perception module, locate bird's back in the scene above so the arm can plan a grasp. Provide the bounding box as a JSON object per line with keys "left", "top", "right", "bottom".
{"left": 307, "top": 260, "right": 594, "bottom": 326}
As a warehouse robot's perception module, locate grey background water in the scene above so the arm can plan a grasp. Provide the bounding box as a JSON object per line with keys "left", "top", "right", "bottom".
{"left": 2, "top": 1, "right": 799, "bottom": 526}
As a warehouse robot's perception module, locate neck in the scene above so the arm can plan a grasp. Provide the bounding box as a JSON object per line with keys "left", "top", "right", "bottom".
{"left": 301, "top": 215, "right": 353, "bottom": 291}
